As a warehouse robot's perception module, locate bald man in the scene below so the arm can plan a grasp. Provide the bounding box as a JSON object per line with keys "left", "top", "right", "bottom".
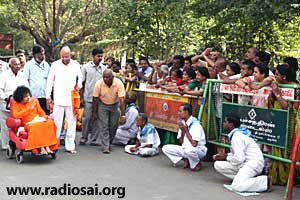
{"left": 93, "top": 69, "right": 125, "bottom": 153}
{"left": 45, "top": 46, "right": 83, "bottom": 153}
{"left": 0, "top": 57, "right": 28, "bottom": 150}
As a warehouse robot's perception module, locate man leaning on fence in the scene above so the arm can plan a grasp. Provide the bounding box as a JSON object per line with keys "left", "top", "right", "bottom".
{"left": 213, "top": 113, "right": 272, "bottom": 193}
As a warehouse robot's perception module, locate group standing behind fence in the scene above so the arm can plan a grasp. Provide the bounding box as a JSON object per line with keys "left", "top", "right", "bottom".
{"left": 0, "top": 44, "right": 299, "bottom": 194}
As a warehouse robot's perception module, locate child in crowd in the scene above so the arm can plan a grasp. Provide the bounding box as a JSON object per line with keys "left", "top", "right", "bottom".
{"left": 164, "top": 68, "right": 196, "bottom": 93}
{"left": 180, "top": 67, "right": 209, "bottom": 96}
{"left": 158, "top": 69, "right": 184, "bottom": 87}
{"left": 123, "top": 63, "right": 138, "bottom": 91}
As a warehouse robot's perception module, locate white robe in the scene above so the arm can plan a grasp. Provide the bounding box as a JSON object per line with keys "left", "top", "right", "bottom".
{"left": 124, "top": 123, "right": 160, "bottom": 156}
{"left": 214, "top": 128, "right": 268, "bottom": 192}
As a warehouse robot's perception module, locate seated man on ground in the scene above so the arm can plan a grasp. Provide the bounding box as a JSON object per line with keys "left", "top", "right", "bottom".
{"left": 124, "top": 113, "right": 160, "bottom": 157}
{"left": 162, "top": 103, "right": 207, "bottom": 171}
{"left": 11, "top": 86, "right": 58, "bottom": 154}
{"left": 213, "top": 113, "right": 271, "bottom": 192}
{"left": 114, "top": 91, "right": 139, "bottom": 145}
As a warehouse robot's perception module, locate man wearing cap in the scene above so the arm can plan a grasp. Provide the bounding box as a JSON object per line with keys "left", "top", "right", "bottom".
{"left": 79, "top": 48, "right": 106, "bottom": 146}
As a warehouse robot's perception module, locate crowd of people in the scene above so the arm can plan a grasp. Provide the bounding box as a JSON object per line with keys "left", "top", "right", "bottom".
{"left": 0, "top": 44, "right": 299, "bottom": 193}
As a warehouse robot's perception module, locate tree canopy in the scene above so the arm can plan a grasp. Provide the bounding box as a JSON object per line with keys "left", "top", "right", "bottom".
{"left": 0, "top": 0, "right": 299, "bottom": 63}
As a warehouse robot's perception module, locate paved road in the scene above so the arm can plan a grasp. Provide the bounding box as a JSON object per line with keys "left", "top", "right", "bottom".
{"left": 1, "top": 133, "right": 299, "bottom": 200}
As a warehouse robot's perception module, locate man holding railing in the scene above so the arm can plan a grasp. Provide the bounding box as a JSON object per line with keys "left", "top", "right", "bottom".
{"left": 213, "top": 113, "right": 271, "bottom": 192}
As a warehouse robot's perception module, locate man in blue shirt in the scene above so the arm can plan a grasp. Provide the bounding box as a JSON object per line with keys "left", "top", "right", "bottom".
{"left": 24, "top": 45, "right": 51, "bottom": 114}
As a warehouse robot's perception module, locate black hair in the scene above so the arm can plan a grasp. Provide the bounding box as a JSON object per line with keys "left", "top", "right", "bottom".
{"left": 181, "top": 103, "right": 193, "bottom": 116}
{"left": 92, "top": 48, "right": 104, "bottom": 56}
{"left": 197, "top": 67, "right": 210, "bottom": 79}
{"left": 137, "top": 113, "right": 148, "bottom": 123}
{"left": 139, "top": 56, "right": 150, "bottom": 66}
{"left": 228, "top": 62, "right": 241, "bottom": 75}
{"left": 13, "top": 86, "right": 31, "bottom": 103}
{"left": 283, "top": 57, "right": 298, "bottom": 71}
{"left": 15, "top": 49, "right": 26, "bottom": 55}
{"left": 276, "top": 64, "right": 294, "bottom": 82}
{"left": 283, "top": 57, "right": 298, "bottom": 81}
{"left": 173, "top": 55, "right": 185, "bottom": 65}
{"left": 112, "top": 61, "right": 121, "bottom": 67}
{"left": 126, "top": 91, "right": 137, "bottom": 103}
{"left": 175, "top": 69, "right": 183, "bottom": 78}
{"left": 127, "top": 62, "right": 137, "bottom": 71}
{"left": 256, "top": 51, "right": 271, "bottom": 65}
{"left": 184, "top": 55, "right": 193, "bottom": 64}
{"left": 225, "top": 113, "right": 240, "bottom": 128}
{"left": 32, "top": 45, "right": 44, "bottom": 55}
{"left": 126, "top": 58, "right": 135, "bottom": 65}
{"left": 112, "top": 61, "right": 121, "bottom": 72}
{"left": 186, "top": 68, "right": 196, "bottom": 79}
{"left": 255, "top": 63, "right": 269, "bottom": 77}
{"left": 242, "top": 60, "right": 255, "bottom": 71}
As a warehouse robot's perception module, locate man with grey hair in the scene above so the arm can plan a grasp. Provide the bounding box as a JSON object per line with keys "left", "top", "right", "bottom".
{"left": 0, "top": 57, "right": 28, "bottom": 150}
{"left": 124, "top": 113, "right": 160, "bottom": 156}
{"left": 46, "top": 46, "right": 83, "bottom": 154}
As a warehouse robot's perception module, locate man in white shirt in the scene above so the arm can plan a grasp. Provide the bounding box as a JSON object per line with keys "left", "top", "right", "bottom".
{"left": 24, "top": 45, "right": 51, "bottom": 114}
{"left": 213, "top": 114, "right": 271, "bottom": 192}
{"left": 162, "top": 103, "right": 207, "bottom": 171}
{"left": 0, "top": 59, "right": 9, "bottom": 74}
{"left": 46, "top": 46, "right": 83, "bottom": 154}
{"left": 0, "top": 57, "right": 28, "bottom": 150}
{"left": 124, "top": 113, "right": 160, "bottom": 156}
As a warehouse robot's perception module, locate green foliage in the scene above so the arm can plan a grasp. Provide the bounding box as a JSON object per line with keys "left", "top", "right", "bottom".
{"left": 0, "top": 0, "right": 299, "bottom": 62}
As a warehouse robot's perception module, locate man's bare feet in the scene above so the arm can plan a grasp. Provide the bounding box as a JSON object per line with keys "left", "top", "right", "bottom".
{"left": 67, "top": 150, "right": 77, "bottom": 154}
{"left": 191, "top": 161, "right": 202, "bottom": 171}
{"left": 40, "top": 147, "right": 48, "bottom": 155}
{"left": 45, "top": 146, "right": 53, "bottom": 154}
{"left": 180, "top": 159, "right": 190, "bottom": 169}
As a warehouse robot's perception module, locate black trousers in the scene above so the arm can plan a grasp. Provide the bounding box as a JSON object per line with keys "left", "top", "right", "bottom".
{"left": 38, "top": 98, "right": 50, "bottom": 115}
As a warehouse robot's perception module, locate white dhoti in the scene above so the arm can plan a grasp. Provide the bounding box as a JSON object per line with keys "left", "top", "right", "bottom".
{"left": 162, "top": 144, "right": 207, "bottom": 169}
{"left": 124, "top": 145, "right": 159, "bottom": 156}
{"left": 214, "top": 161, "right": 268, "bottom": 192}
{"left": 114, "top": 129, "right": 137, "bottom": 145}
{"left": 0, "top": 101, "right": 10, "bottom": 149}
{"left": 53, "top": 105, "right": 76, "bottom": 151}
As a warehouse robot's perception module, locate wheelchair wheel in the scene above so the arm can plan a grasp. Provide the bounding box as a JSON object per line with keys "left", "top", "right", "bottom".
{"left": 16, "top": 152, "right": 24, "bottom": 164}
{"left": 6, "top": 142, "right": 15, "bottom": 159}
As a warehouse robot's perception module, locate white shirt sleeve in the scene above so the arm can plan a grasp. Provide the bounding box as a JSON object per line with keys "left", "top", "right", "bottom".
{"left": 189, "top": 123, "right": 201, "bottom": 142}
{"left": 0, "top": 73, "right": 6, "bottom": 99}
{"left": 76, "top": 63, "right": 83, "bottom": 89}
{"left": 45, "top": 64, "right": 56, "bottom": 99}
